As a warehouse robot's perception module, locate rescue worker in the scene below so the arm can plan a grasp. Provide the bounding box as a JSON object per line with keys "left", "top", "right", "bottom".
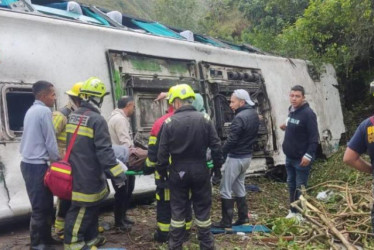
{"left": 107, "top": 96, "right": 136, "bottom": 231}
{"left": 20, "top": 80, "right": 61, "bottom": 250}
{"left": 144, "top": 86, "right": 192, "bottom": 243}
{"left": 64, "top": 77, "right": 127, "bottom": 249}
{"left": 157, "top": 84, "right": 224, "bottom": 250}
{"left": 52, "top": 81, "right": 82, "bottom": 237}
{"left": 213, "top": 89, "right": 259, "bottom": 228}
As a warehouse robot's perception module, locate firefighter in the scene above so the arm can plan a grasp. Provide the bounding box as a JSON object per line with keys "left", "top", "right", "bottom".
{"left": 52, "top": 81, "right": 82, "bottom": 238}
{"left": 144, "top": 86, "right": 193, "bottom": 243}
{"left": 157, "top": 84, "right": 224, "bottom": 250}
{"left": 64, "top": 77, "right": 127, "bottom": 250}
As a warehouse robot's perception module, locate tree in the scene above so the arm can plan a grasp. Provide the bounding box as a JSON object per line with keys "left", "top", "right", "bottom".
{"left": 153, "top": 0, "right": 204, "bottom": 32}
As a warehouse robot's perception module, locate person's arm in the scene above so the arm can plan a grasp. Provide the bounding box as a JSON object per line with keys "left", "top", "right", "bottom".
{"left": 156, "top": 123, "right": 170, "bottom": 174}
{"left": 222, "top": 116, "right": 243, "bottom": 157}
{"left": 41, "top": 111, "right": 60, "bottom": 162}
{"left": 300, "top": 111, "right": 319, "bottom": 166}
{"left": 52, "top": 111, "right": 67, "bottom": 135}
{"left": 343, "top": 147, "right": 372, "bottom": 174}
{"left": 207, "top": 120, "right": 224, "bottom": 168}
{"left": 343, "top": 120, "right": 372, "bottom": 174}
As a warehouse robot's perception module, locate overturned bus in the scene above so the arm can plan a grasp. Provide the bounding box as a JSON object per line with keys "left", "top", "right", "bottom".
{"left": 0, "top": 0, "right": 345, "bottom": 222}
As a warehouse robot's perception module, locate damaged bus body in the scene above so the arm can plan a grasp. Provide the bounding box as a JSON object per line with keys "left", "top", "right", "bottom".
{"left": 0, "top": 1, "right": 345, "bottom": 222}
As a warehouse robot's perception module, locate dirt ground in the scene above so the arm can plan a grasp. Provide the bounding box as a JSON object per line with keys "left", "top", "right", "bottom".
{"left": 0, "top": 176, "right": 289, "bottom": 250}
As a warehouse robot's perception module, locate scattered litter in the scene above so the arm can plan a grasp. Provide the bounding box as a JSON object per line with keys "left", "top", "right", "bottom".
{"left": 245, "top": 184, "right": 261, "bottom": 192}
{"left": 316, "top": 190, "right": 334, "bottom": 201}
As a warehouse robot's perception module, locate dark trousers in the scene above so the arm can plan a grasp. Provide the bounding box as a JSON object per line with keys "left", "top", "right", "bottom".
{"left": 56, "top": 199, "right": 71, "bottom": 218}
{"left": 156, "top": 186, "right": 192, "bottom": 240}
{"left": 64, "top": 204, "right": 100, "bottom": 249}
{"left": 169, "top": 163, "right": 214, "bottom": 250}
{"left": 285, "top": 157, "right": 311, "bottom": 213}
{"left": 20, "top": 162, "right": 54, "bottom": 247}
{"left": 113, "top": 175, "right": 135, "bottom": 224}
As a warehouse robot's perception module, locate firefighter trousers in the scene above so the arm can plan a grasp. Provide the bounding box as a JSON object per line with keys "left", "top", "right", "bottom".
{"left": 155, "top": 186, "right": 192, "bottom": 242}
{"left": 169, "top": 163, "right": 214, "bottom": 250}
{"left": 64, "top": 204, "right": 100, "bottom": 250}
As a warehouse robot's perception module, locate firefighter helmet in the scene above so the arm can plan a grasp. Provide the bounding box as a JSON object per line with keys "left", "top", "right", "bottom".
{"left": 65, "top": 81, "right": 83, "bottom": 97}
{"left": 168, "top": 84, "right": 195, "bottom": 104}
{"left": 79, "top": 77, "right": 109, "bottom": 98}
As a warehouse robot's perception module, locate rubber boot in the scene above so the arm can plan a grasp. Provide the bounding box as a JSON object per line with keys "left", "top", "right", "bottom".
{"left": 232, "top": 197, "right": 249, "bottom": 226}
{"left": 212, "top": 198, "right": 234, "bottom": 228}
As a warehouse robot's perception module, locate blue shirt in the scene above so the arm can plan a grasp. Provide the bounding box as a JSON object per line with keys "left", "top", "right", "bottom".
{"left": 20, "top": 100, "right": 60, "bottom": 164}
{"left": 348, "top": 117, "right": 374, "bottom": 172}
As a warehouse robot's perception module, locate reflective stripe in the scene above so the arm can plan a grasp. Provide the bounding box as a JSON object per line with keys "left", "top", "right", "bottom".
{"left": 171, "top": 219, "right": 185, "bottom": 228}
{"left": 164, "top": 189, "right": 170, "bottom": 201}
{"left": 71, "top": 207, "right": 86, "bottom": 243}
{"left": 54, "top": 218, "right": 65, "bottom": 231}
{"left": 53, "top": 114, "right": 64, "bottom": 130}
{"left": 72, "top": 187, "right": 108, "bottom": 203}
{"left": 188, "top": 189, "right": 192, "bottom": 199}
{"left": 204, "top": 113, "right": 210, "bottom": 121}
{"left": 148, "top": 136, "right": 157, "bottom": 145}
{"left": 155, "top": 193, "right": 160, "bottom": 201}
{"left": 109, "top": 164, "right": 123, "bottom": 177}
{"left": 157, "top": 222, "right": 170, "bottom": 232}
{"left": 51, "top": 166, "right": 71, "bottom": 175}
{"left": 57, "top": 132, "right": 67, "bottom": 142}
{"left": 195, "top": 218, "right": 211, "bottom": 228}
{"left": 146, "top": 157, "right": 156, "bottom": 167}
{"left": 66, "top": 124, "right": 94, "bottom": 138}
{"left": 64, "top": 242, "right": 86, "bottom": 250}
{"left": 155, "top": 171, "right": 160, "bottom": 180}
{"left": 186, "top": 220, "right": 192, "bottom": 230}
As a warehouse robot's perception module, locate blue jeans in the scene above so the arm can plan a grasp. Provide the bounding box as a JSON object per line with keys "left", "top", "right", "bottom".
{"left": 20, "top": 162, "right": 54, "bottom": 246}
{"left": 285, "top": 157, "right": 311, "bottom": 213}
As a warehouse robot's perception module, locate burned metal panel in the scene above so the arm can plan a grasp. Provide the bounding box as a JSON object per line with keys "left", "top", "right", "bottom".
{"left": 200, "top": 62, "right": 274, "bottom": 161}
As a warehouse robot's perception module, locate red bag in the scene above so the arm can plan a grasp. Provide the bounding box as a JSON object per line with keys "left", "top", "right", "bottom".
{"left": 44, "top": 112, "right": 87, "bottom": 200}
{"left": 44, "top": 161, "right": 72, "bottom": 200}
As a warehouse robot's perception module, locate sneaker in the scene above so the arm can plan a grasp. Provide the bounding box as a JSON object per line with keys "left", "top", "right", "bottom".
{"left": 285, "top": 210, "right": 296, "bottom": 219}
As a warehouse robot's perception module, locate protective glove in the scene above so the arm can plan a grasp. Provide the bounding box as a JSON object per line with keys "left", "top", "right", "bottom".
{"left": 117, "top": 159, "right": 128, "bottom": 172}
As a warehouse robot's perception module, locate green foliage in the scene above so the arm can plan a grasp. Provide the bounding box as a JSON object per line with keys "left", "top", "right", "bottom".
{"left": 269, "top": 217, "right": 299, "bottom": 236}
{"left": 278, "top": 0, "right": 374, "bottom": 75}
{"left": 153, "top": 0, "right": 204, "bottom": 32}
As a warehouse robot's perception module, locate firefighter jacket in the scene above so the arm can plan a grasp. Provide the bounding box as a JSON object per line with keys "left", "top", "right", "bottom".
{"left": 157, "top": 105, "right": 224, "bottom": 171}
{"left": 52, "top": 105, "right": 73, "bottom": 157}
{"left": 144, "top": 107, "right": 174, "bottom": 187}
{"left": 66, "top": 101, "right": 126, "bottom": 207}
{"left": 107, "top": 108, "right": 134, "bottom": 147}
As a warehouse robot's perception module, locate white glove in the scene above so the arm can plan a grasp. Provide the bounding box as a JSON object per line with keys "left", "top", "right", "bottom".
{"left": 117, "top": 159, "right": 128, "bottom": 172}
{"left": 116, "top": 181, "right": 126, "bottom": 189}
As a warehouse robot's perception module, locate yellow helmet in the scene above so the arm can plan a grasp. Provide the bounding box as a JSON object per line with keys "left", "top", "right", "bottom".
{"left": 168, "top": 84, "right": 195, "bottom": 104}
{"left": 166, "top": 85, "right": 176, "bottom": 100}
{"left": 79, "top": 77, "right": 109, "bottom": 98}
{"left": 65, "top": 82, "right": 83, "bottom": 97}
